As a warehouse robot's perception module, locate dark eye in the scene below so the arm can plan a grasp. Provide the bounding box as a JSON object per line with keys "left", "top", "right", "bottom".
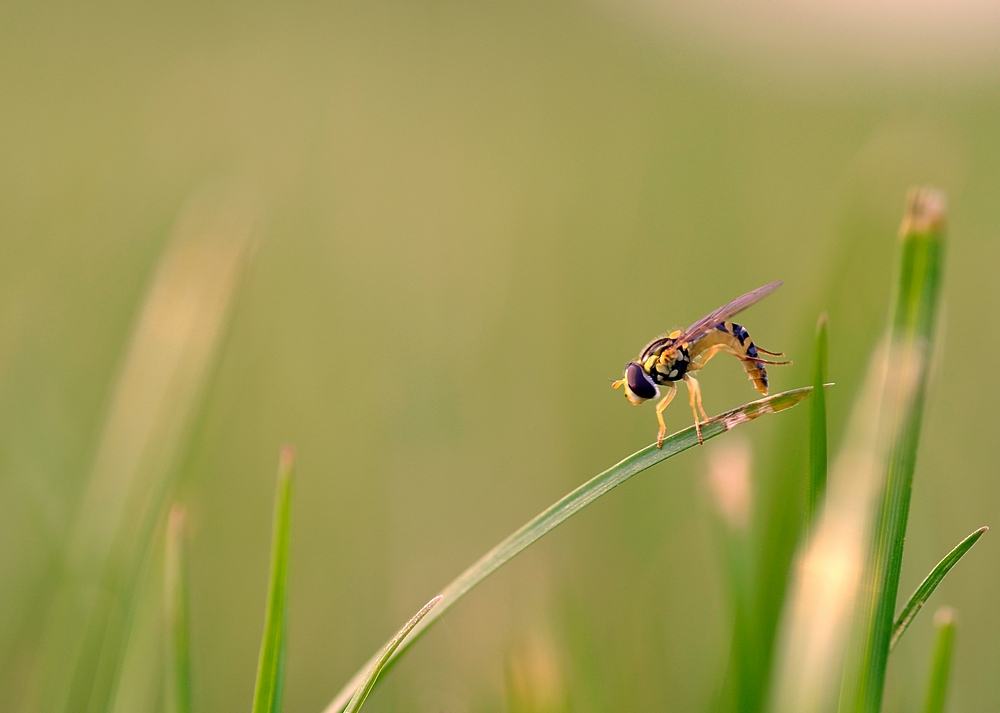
{"left": 626, "top": 362, "right": 658, "bottom": 399}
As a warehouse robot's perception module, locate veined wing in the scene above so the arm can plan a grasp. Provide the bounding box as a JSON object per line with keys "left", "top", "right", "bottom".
{"left": 676, "top": 280, "right": 783, "bottom": 346}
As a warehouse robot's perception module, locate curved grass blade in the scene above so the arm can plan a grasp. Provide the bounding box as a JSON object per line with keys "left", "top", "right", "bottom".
{"left": 324, "top": 386, "right": 814, "bottom": 713}
{"left": 922, "top": 608, "right": 956, "bottom": 713}
{"left": 890, "top": 526, "right": 986, "bottom": 651}
{"left": 807, "top": 313, "right": 829, "bottom": 527}
{"left": 252, "top": 447, "right": 295, "bottom": 713}
{"left": 165, "top": 506, "right": 192, "bottom": 713}
{"left": 343, "top": 596, "right": 442, "bottom": 713}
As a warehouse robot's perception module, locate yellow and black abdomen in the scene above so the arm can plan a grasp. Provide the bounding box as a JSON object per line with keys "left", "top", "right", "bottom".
{"left": 689, "top": 321, "right": 770, "bottom": 394}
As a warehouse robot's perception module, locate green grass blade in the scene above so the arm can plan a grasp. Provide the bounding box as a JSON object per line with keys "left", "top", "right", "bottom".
{"left": 251, "top": 447, "right": 295, "bottom": 713}
{"left": 324, "top": 386, "right": 814, "bottom": 713}
{"left": 807, "top": 313, "right": 829, "bottom": 527}
{"left": 922, "top": 608, "right": 957, "bottom": 713}
{"left": 840, "top": 188, "right": 946, "bottom": 713}
{"left": 343, "top": 596, "right": 442, "bottom": 713}
{"left": 165, "top": 506, "right": 192, "bottom": 713}
{"left": 890, "top": 527, "right": 987, "bottom": 651}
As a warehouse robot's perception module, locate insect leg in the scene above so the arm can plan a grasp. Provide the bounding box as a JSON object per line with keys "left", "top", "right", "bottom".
{"left": 654, "top": 382, "right": 677, "bottom": 449}
{"left": 691, "top": 376, "right": 709, "bottom": 422}
{"left": 688, "top": 343, "right": 738, "bottom": 372}
{"left": 684, "top": 375, "right": 708, "bottom": 445}
{"left": 755, "top": 346, "right": 786, "bottom": 357}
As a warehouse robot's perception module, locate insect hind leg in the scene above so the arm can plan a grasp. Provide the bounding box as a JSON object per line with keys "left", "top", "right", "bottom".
{"left": 755, "top": 346, "right": 786, "bottom": 357}
{"left": 689, "top": 343, "right": 738, "bottom": 372}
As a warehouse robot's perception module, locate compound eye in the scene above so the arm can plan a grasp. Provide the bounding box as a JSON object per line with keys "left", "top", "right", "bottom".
{"left": 625, "top": 362, "right": 658, "bottom": 400}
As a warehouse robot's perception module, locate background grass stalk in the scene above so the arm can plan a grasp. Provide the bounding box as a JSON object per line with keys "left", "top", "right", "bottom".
{"left": 251, "top": 447, "right": 295, "bottom": 713}
{"left": 840, "top": 189, "right": 946, "bottom": 713}
{"left": 922, "top": 608, "right": 957, "bottom": 713}
{"left": 164, "top": 506, "right": 192, "bottom": 713}
{"left": 808, "top": 313, "right": 829, "bottom": 527}
{"left": 28, "top": 195, "right": 252, "bottom": 713}
{"left": 325, "top": 387, "right": 813, "bottom": 713}
{"left": 767, "top": 341, "right": 905, "bottom": 713}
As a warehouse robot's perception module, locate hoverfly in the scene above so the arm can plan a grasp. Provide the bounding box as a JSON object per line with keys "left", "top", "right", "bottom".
{"left": 613, "top": 280, "right": 791, "bottom": 448}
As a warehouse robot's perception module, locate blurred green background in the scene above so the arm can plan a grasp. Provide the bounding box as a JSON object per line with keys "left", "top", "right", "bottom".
{"left": 2, "top": 1, "right": 999, "bottom": 711}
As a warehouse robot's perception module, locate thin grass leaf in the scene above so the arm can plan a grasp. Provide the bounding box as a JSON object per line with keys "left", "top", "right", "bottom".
{"left": 807, "top": 313, "right": 829, "bottom": 527}
{"left": 252, "top": 447, "right": 295, "bottom": 713}
{"left": 890, "top": 527, "right": 987, "bottom": 651}
{"left": 324, "top": 386, "right": 814, "bottom": 713}
{"left": 840, "top": 188, "right": 946, "bottom": 713}
{"left": 922, "top": 608, "right": 957, "bottom": 713}
{"left": 343, "top": 596, "right": 442, "bottom": 713}
{"left": 164, "top": 506, "right": 192, "bottom": 713}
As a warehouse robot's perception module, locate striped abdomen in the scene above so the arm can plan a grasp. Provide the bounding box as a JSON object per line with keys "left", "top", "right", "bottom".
{"left": 688, "top": 321, "right": 770, "bottom": 394}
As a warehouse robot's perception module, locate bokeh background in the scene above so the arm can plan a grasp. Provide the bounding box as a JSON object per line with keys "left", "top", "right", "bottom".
{"left": 2, "top": 1, "right": 999, "bottom": 712}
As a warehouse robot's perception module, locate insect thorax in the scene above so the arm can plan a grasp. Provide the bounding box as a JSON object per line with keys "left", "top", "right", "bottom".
{"left": 643, "top": 344, "right": 690, "bottom": 384}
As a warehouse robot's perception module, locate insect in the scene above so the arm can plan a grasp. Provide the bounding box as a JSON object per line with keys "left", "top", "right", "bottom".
{"left": 613, "top": 280, "right": 791, "bottom": 448}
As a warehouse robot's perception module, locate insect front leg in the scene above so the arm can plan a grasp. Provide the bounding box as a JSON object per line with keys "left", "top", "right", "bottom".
{"left": 684, "top": 374, "right": 708, "bottom": 445}
{"left": 654, "top": 382, "right": 677, "bottom": 449}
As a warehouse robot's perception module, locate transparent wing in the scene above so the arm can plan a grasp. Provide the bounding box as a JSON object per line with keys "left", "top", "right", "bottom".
{"left": 676, "top": 280, "right": 783, "bottom": 346}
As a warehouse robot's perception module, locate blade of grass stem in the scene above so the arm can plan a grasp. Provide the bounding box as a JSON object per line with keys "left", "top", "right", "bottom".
{"left": 840, "top": 188, "right": 946, "bottom": 713}
{"left": 164, "top": 506, "right": 192, "bottom": 713}
{"left": 343, "top": 596, "right": 442, "bottom": 713}
{"left": 807, "top": 314, "right": 829, "bottom": 527}
{"left": 922, "top": 608, "right": 956, "bottom": 713}
{"left": 324, "top": 386, "right": 814, "bottom": 713}
{"left": 890, "top": 527, "right": 986, "bottom": 651}
{"left": 252, "top": 447, "right": 295, "bottom": 713}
